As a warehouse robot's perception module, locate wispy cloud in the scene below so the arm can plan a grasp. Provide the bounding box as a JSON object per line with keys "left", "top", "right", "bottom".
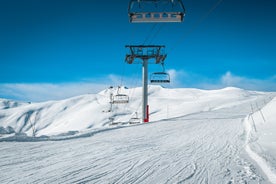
{"left": 0, "top": 71, "right": 275, "bottom": 102}
{"left": 165, "top": 69, "right": 276, "bottom": 91}
{"left": 0, "top": 74, "right": 142, "bottom": 102}
{"left": 166, "top": 69, "right": 188, "bottom": 87}
{"left": 218, "top": 71, "right": 276, "bottom": 91}
{"left": 0, "top": 83, "right": 107, "bottom": 102}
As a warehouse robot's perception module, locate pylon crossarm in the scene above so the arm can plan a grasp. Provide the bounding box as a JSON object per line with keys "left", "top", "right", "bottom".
{"left": 125, "top": 45, "right": 166, "bottom": 64}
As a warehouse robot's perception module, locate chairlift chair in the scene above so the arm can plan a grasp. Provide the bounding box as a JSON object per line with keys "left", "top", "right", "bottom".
{"left": 112, "top": 94, "right": 129, "bottom": 104}
{"left": 128, "top": 0, "right": 185, "bottom": 23}
{"left": 150, "top": 72, "right": 170, "bottom": 83}
{"left": 129, "top": 112, "right": 141, "bottom": 124}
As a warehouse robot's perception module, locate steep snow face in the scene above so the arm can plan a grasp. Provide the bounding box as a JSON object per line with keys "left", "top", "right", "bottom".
{"left": 253, "top": 98, "right": 276, "bottom": 152}
{"left": 0, "top": 86, "right": 272, "bottom": 137}
{"left": 254, "top": 97, "right": 276, "bottom": 155}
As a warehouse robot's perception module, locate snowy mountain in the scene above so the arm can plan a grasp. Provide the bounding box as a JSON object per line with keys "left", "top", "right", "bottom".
{"left": 0, "top": 86, "right": 269, "bottom": 137}
{"left": 0, "top": 86, "right": 276, "bottom": 183}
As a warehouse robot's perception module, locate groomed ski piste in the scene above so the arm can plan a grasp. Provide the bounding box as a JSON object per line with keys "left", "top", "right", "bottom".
{"left": 0, "top": 86, "right": 276, "bottom": 183}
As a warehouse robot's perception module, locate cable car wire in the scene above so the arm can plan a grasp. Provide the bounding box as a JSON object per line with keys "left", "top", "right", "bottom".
{"left": 168, "top": 0, "right": 224, "bottom": 54}
{"left": 148, "top": 23, "right": 165, "bottom": 44}
{"left": 143, "top": 24, "right": 158, "bottom": 45}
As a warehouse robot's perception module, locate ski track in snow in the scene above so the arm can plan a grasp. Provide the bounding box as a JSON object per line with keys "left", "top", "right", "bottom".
{"left": 0, "top": 108, "right": 270, "bottom": 182}
{"left": 0, "top": 87, "right": 275, "bottom": 183}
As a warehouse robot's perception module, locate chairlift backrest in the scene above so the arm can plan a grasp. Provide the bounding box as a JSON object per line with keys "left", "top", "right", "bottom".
{"left": 112, "top": 94, "right": 129, "bottom": 104}
{"left": 150, "top": 72, "right": 170, "bottom": 83}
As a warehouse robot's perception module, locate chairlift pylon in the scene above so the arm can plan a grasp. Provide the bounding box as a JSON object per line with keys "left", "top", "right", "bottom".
{"left": 128, "top": 0, "right": 186, "bottom": 23}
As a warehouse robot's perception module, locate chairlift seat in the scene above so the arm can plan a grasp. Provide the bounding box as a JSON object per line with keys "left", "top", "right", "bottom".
{"left": 129, "top": 118, "right": 141, "bottom": 124}
{"left": 151, "top": 79, "right": 170, "bottom": 83}
{"left": 109, "top": 122, "right": 120, "bottom": 126}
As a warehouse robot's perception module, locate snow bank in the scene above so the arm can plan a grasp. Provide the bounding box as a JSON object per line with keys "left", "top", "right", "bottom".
{"left": 244, "top": 95, "right": 276, "bottom": 183}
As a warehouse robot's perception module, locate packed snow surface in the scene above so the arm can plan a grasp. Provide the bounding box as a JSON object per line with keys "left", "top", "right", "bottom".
{"left": 0, "top": 86, "right": 276, "bottom": 183}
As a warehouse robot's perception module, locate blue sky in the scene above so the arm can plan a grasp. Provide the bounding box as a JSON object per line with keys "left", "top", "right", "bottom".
{"left": 0, "top": 0, "right": 276, "bottom": 101}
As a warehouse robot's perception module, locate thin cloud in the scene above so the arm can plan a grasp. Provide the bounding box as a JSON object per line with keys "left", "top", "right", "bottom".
{"left": 219, "top": 71, "right": 276, "bottom": 91}
{"left": 198, "top": 71, "right": 276, "bottom": 91}
{"left": 0, "top": 72, "right": 275, "bottom": 102}
{"left": 166, "top": 69, "right": 189, "bottom": 87}
{"left": 221, "top": 71, "right": 242, "bottom": 86}
{"left": 163, "top": 69, "right": 276, "bottom": 91}
{"left": 0, "top": 83, "right": 107, "bottom": 102}
{"left": 0, "top": 74, "right": 141, "bottom": 102}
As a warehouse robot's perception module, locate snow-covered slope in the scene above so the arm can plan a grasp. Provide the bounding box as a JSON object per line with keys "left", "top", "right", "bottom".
{"left": 0, "top": 86, "right": 270, "bottom": 137}
{"left": 1, "top": 86, "right": 276, "bottom": 183}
